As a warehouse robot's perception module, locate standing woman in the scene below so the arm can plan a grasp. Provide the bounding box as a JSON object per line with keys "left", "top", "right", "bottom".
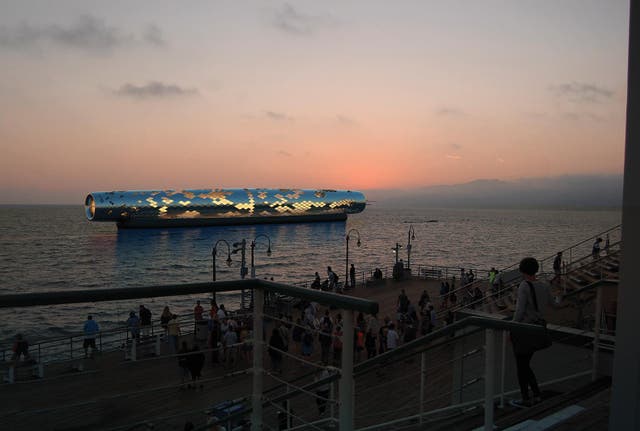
{"left": 160, "top": 306, "right": 172, "bottom": 339}
{"left": 268, "top": 327, "right": 285, "bottom": 374}
{"left": 511, "top": 257, "right": 551, "bottom": 407}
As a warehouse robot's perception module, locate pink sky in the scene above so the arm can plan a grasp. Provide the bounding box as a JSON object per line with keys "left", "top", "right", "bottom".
{"left": 0, "top": 1, "right": 630, "bottom": 203}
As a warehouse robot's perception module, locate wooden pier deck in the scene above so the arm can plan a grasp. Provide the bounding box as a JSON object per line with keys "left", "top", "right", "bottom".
{"left": 0, "top": 277, "right": 445, "bottom": 430}
{"left": 0, "top": 275, "right": 599, "bottom": 430}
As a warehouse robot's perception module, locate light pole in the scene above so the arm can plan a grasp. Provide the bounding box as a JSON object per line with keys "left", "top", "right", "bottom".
{"left": 346, "top": 228, "right": 361, "bottom": 288}
{"left": 232, "top": 239, "right": 248, "bottom": 279}
{"left": 407, "top": 225, "right": 416, "bottom": 270}
{"left": 392, "top": 242, "right": 403, "bottom": 264}
{"left": 212, "top": 239, "right": 233, "bottom": 302}
{"left": 250, "top": 234, "right": 272, "bottom": 279}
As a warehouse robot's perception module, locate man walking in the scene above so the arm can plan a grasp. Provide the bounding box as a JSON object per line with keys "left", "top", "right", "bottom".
{"left": 83, "top": 315, "right": 100, "bottom": 358}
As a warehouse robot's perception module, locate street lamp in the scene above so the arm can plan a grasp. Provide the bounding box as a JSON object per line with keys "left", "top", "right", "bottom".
{"left": 251, "top": 233, "right": 272, "bottom": 279}
{"left": 407, "top": 225, "right": 416, "bottom": 270}
{"left": 346, "top": 228, "right": 362, "bottom": 289}
{"left": 392, "top": 242, "right": 403, "bottom": 265}
{"left": 232, "top": 239, "right": 249, "bottom": 279}
{"left": 212, "top": 239, "right": 233, "bottom": 302}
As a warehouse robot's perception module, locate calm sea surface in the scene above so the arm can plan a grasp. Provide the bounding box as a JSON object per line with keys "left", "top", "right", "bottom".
{"left": 0, "top": 205, "right": 621, "bottom": 343}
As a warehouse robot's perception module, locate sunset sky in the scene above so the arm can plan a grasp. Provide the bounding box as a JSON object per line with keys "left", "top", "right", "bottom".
{"left": 0, "top": 0, "right": 630, "bottom": 203}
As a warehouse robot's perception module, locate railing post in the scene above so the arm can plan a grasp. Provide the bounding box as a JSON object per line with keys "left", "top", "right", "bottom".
{"left": 155, "top": 334, "right": 161, "bottom": 356}
{"left": 500, "top": 330, "right": 507, "bottom": 409}
{"left": 569, "top": 247, "right": 573, "bottom": 267}
{"left": 8, "top": 366, "right": 14, "bottom": 384}
{"left": 484, "top": 329, "right": 496, "bottom": 431}
{"left": 251, "top": 287, "right": 264, "bottom": 431}
{"left": 286, "top": 383, "right": 292, "bottom": 429}
{"left": 130, "top": 338, "right": 137, "bottom": 361}
{"left": 593, "top": 285, "right": 603, "bottom": 381}
{"left": 36, "top": 362, "right": 44, "bottom": 379}
{"left": 340, "top": 309, "right": 355, "bottom": 431}
{"left": 330, "top": 378, "right": 336, "bottom": 423}
{"left": 419, "top": 351, "right": 426, "bottom": 424}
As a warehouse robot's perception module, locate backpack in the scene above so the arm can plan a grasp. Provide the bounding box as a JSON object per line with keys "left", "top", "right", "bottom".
{"left": 333, "top": 272, "right": 339, "bottom": 282}
{"left": 333, "top": 332, "right": 343, "bottom": 350}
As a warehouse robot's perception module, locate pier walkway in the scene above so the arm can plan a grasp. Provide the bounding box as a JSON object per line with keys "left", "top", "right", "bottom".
{"left": 0, "top": 273, "right": 608, "bottom": 430}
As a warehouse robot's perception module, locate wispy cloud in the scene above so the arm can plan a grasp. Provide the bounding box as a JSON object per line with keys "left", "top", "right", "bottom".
{"left": 142, "top": 24, "right": 165, "bottom": 47}
{"left": 336, "top": 115, "right": 357, "bottom": 126}
{"left": 265, "top": 111, "right": 294, "bottom": 121}
{"left": 277, "top": 150, "right": 293, "bottom": 157}
{"left": 272, "top": 3, "right": 338, "bottom": 36}
{"left": 446, "top": 154, "right": 462, "bottom": 160}
{"left": 561, "top": 111, "right": 605, "bottom": 122}
{"left": 497, "top": 158, "right": 505, "bottom": 163}
{"left": 449, "top": 143, "right": 462, "bottom": 150}
{"left": 435, "top": 107, "right": 467, "bottom": 117}
{"left": 113, "top": 81, "right": 198, "bottom": 99}
{"left": 550, "top": 82, "right": 614, "bottom": 104}
{"left": 0, "top": 15, "right": 162, "bottom": 54}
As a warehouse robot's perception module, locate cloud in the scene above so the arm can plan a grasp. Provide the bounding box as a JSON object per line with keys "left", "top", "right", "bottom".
{"left": 0, "top": 15, "right": 162, "bottom": 54}
{"left": 272, "top": 3, "right": 337, "bottom": 36}
{"left": 265, "top": 111, "right": 294, "bottom": 121}
{"left": 561, "top": 112, "right": 605, "bottom": 122}
{"left": 445, "top": 154, "right": 462, "bottom": 160}
{"left": 142, "top": 24, "right": 165, "bottom": 47}
{"left": 497, "top": 158, "right": 505, "bottom": 163}
{"left": 336, "top": 115, "right": 357, "bottom": 126}
{"left": 277, "top": 150, "right": 293, "bottom": 157}
{"left": 550, "top": 82, "right": 614, "bottom": 104}
{"left": 113, "top": 81, "right": 198, "bottom": 99}
{"left": 449, "top": 143, "right": 462, "bottom": 150}
{"left": 435, "top": 107, "right": 467, "bottom": 117}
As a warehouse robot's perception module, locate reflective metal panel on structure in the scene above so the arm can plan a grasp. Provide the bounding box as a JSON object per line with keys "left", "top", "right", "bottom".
{"left": 85, "top": 188, "right": 366, "bottom": 228}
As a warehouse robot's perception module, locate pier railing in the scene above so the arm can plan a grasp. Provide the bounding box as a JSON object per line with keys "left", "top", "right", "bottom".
{"left": 205, "top": 311, "right": 610, "bottom": 431}
{"left": 499, "top": 223, "right": 621, "bottom": 276}
{"left": 0, "top": 279, "right": 615, "bottom": 431}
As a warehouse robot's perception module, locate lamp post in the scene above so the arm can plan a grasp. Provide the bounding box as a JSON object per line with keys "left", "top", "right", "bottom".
{"left": 232, "top": 239, "right": 248, "bottom": 279}
{"left": 231, "top": 239, "right": 250, "bottom": 309}
{"left": 212, "top": 239, "right": 233, "bottom": 302}
{"left": 250, "top": 234, "right": 272, "bottom": 279}
{"left": 346, "top": 229, "right": 361, "bottom": 288}
{"left": 407, "top": 225, "right": 416, "bottom": 270}
{"left": 392, "top": 242, "right": 403, "bottom": 265}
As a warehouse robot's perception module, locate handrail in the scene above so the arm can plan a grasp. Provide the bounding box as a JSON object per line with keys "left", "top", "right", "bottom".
{"left": 205, "top": 315, "right": 548, "bottom": 428}
{"left": 0, "top": 279, "right": 378, "bottom": 315}
{"left": 440, "top": 275, "right": 620, "bottom": 329}
{"left": 564, "top": 242, "right": 621, "bottom": 273}
{"left": 562, "top": 279, "right": 619, "bottom": 299}
{"left": 1, "top": 309, "right": 253, "bottom": 351}
{"left": 500, "top": 223, "right": 621, "bottom": 272}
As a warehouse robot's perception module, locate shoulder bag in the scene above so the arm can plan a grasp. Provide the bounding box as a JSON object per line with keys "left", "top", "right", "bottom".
{"left": 511, "top": 281, "right": 553, "bottom": 355}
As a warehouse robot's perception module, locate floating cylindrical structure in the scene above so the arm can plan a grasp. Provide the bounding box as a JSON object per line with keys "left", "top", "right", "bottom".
{"left": 85, "top": 188, "right": 366, "bottom": 228}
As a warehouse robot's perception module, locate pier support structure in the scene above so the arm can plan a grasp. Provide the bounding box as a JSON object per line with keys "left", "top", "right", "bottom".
{"left": 251, "top": 287, "right": 264, "bottom": 431}
{"left": 339, "top": 309, "right": 355, "bottom": 430}
{"left": 611, "top": 1, "right": 640, "bottom": 429}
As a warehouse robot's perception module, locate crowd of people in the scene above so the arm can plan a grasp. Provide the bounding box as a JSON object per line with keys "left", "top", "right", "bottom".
{"left": 5, "top": 251, "right": 576, "bottom": 431}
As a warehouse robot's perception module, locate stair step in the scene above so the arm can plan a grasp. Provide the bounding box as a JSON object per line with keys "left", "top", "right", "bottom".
{"left": 584, "top": 270, "right": 600, "bottom": 278}
{"left": 499, "top": 405, "right": 585, "bottom": 431}
{"left": 568, "top": 276, "right": 588, "bottom": 286}
{"left": 495, "top": 377, "right": 610, "bottom": 431}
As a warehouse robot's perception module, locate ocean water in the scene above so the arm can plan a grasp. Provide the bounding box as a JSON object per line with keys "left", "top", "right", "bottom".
{"left": 0, "top": 205, "right": 621, "bottom": 343}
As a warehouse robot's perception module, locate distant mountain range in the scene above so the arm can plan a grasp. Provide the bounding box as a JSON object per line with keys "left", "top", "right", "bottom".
{"left": 364, "top": 175, "right": 623, "bottom": 209}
